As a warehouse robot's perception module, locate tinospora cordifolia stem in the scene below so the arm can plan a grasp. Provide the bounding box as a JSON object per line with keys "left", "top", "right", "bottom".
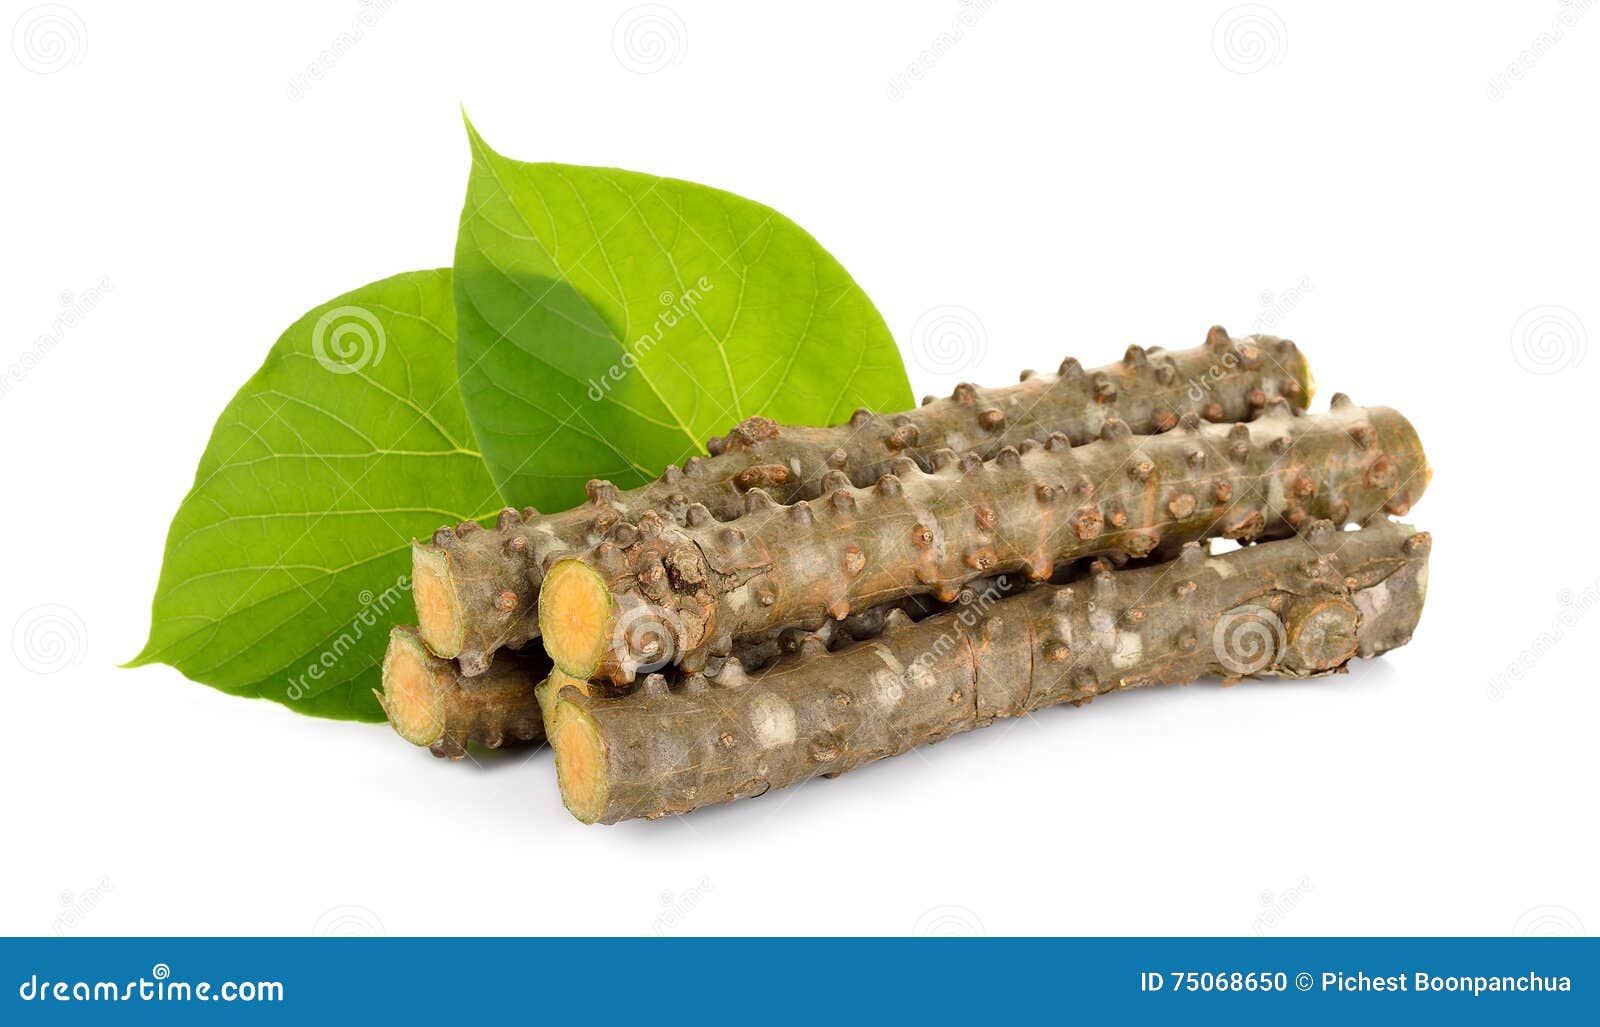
{"left": 377, "top": 625, "right": 547, "bottom": 759}
{"left": 547, "top": 520, "right": 1431, "bottom": 824}
{"left": 539, "top": 398, "right": 1427, "bottom": 683}
{"left": 414, "top": 328, "right": 1313, "bottom": 673}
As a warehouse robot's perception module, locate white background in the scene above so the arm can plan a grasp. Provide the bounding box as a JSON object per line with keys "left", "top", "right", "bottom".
{"left": 3, "top": 1, "right": 1596, "bottom": 937}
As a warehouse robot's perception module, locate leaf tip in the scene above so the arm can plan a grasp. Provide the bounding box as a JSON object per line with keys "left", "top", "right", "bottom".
{"left": 118, "top": 644, "right": 159, "bottom": 670}
{"left": 460, "top": 109, "right": 494, "bottom": 157}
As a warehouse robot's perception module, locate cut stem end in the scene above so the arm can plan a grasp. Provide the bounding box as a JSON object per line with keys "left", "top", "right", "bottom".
{"left": 551, "top": 698, "right": 609, "bottom": 824}
{"left": 539, "top": 559, "right": 613, "bottom": 679}
{"left": 380, "top": 627, "right": 446, "bottom": 747}
{"left": 535, "top": 667, "right": 593, "bottom": 726}
{"left": 412, "top": 542, "right": 465, "bottom": 659}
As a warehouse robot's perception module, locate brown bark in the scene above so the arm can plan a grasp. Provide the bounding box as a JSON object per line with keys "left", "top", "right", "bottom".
{"left": 376, "top": 625, "right": 547, "bottom": 759}
{"left": 549, "top": 520, "right": 1431, "bottom": 824}
{"left": 541, "top": 399, "right": 1428, "bottom": 682}
{"left": 415, "top": 328, "right": 1312, "bottom": 672}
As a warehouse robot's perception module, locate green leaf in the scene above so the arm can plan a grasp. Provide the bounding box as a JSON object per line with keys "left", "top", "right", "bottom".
{"left": 128, "top": 270, "right": 502, "bottom": 722}
{"left": 453, "top": 120, "right": 914, "bottom": 512}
